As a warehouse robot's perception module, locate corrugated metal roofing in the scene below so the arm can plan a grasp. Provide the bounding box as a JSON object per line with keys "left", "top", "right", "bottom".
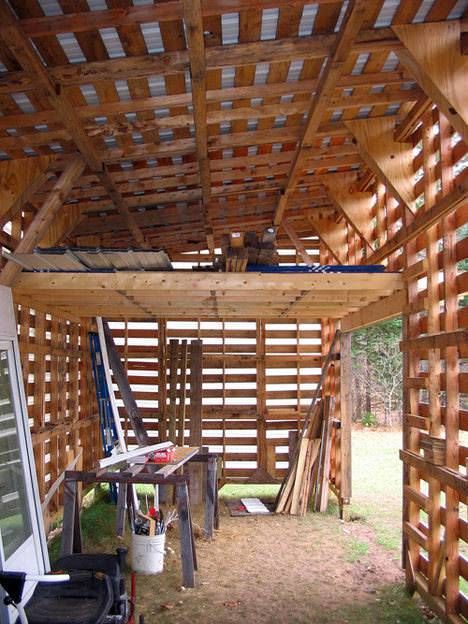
{"left": 6, "top": 248, "right": 173, "bottom": 272}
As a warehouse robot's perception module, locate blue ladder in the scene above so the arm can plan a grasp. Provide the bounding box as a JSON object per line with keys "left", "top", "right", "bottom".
{"left": 89, "top": 331, "right": 119, "bottom": 502}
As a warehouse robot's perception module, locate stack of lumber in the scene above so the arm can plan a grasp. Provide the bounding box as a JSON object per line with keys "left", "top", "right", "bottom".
{"left": 275, "top": 397, "right": 334, "bottom": 515}
{"left": 275, "top": 331, "right": 341, "bottom": 516}
{"left": 221, "top": 228, "right": 279, "bottom": 271}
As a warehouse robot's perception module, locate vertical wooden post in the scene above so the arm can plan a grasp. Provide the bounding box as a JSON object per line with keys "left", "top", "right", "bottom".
{"left": 168, "top": 339, "right": 179, "bottom": 443}
{"left": 158, "top": 319, "right": 167, "bottom": 443}
{"left": 256, "top": 320, "right": 267, "bottom": 473}
{"left": 340, "top": 331, "right": 352, "bottom": 504}
{"left": 189, "top": 340, "right": 203, "bottom": 503}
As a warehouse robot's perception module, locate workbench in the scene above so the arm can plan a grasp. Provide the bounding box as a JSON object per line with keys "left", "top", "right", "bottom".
{"left": 60, "top": 447, "right": 219, "bottom": 587}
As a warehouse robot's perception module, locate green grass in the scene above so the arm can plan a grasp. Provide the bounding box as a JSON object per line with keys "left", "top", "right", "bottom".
{"left": 332, "top": 584, "right": 434, "bottom": 624}
{"left": 219, "top": 483, "right": 280, "bottom": 501}
{"left": 347, "top": 537, "right": 369, "bottom": 562}
{"left": 349, "top": 430, "right": 403, "bottom": 554}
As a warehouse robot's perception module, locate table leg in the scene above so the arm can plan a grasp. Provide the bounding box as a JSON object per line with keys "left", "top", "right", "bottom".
{"left": 61, "top": 480, "right": 80, "bottom": 556}
{"left": 176, "top": 481, "right": 195, "bottom": 588}
{"left": 116, "top": 483, "right": 127, "bottom": 537}
{"left": 204, "top": 456, "right": 217, "bottom": 538}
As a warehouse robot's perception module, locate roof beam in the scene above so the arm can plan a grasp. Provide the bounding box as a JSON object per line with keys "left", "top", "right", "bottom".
{"left": 345, "top": 116, "right": 416, "bottom": 215}
{"left": 281, "top": 220, "right": 315, "bottom": 266}
{"left": 366, "top": 181, "right": 467, "bottom": 265}
{"left": 393, "top": 20, "right": 468, "bottom": 145}
{"left": 27, "top": 28, "right": 398, "bottom": 88}
{"left": 308, "top": 216, "right": 349, "bottom": 264}
{"left": 182, "top": 0, "right": 213, "bottom": 253}
{"left": 273, "top": 0, "right": 368, "bottom": 226}
{"left": 0, "top": 0, "right": 150, "bottom": 249}
{"left": 321, "top": 173, "right": 374, "bottom": 252}
{"left": 0, "top": 156, "right": 86, "bottom": 286}
{"left": 0, "top": 156, "right": 53, "bottom": 228}
{"left": 17, "top": 1, "right": 360, "bottom": 37}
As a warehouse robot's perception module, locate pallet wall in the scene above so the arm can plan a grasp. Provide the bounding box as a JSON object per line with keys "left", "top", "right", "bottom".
{"left": 16, "top": 305, "right": 99, "bottom": 520}
{"left": 319, "top": 108, "right": 467, "bottom": 622}
{"left": 108, "top": 318, "right": 323, "bottom": 484}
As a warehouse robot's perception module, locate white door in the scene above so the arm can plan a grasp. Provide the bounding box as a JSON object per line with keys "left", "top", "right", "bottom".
{"left": 0, "top": 287, "right": 48, "bottom": 621}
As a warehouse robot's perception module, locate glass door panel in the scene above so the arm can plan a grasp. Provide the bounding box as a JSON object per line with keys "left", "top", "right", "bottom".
{"left": 0, "top": 347, "right": 32, "bottom": 560}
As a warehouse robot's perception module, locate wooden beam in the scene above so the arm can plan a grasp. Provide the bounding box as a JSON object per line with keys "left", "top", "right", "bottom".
{"left": 0, "top": 1, "right": 150, "bottom": 249}
{"left": 182, "top": 0, "right": 213, "bottom": 253}
{"left": 393, "top": 21, "right": 468, "bottom": 145}
{"left": 12, "top": 271, "right": 403, "bottom": 293}
{"left": 282, "top": 220, "right": 315, "bottom": 266}
{"left": 16, "top": 1, "right": 368, "bottom": 37}
{"left": 345, "top": 116, "right": 416, "bottom": 214}
{"left": 367, "top": 181, "right": 467, "bottom": 264}
{"left": 309, "top": 216, "right": 348, "bottom": 264}
{"left": 273, "top": 0, "right": 367, "bottom": 225}
{"left": 322, "top": 173, "right": 374, "bottom": 251}
{"left": 341, "top": 289, "right": 406, "bottom": 332}
{"left": 0, "top": 156, "right": 52, "bottom": 226}
{"left": 0, "top": 156, "right": 86, "bottom": 286}
{"left": 394, "top": 96, "right": 433, "bottom": 142}
{"left": 35, "top": 28, "right": 398, "bottom": 88}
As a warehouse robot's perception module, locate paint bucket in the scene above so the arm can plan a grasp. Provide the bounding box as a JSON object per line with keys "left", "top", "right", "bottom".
{"left": 131, "top": 532, "right": 166, "bottom": 574}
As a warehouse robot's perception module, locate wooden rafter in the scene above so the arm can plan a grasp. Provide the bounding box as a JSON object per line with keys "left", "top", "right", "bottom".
{"left": 182, "top": 0, "right": 213, "bottom": 252}
{"left": 282, "top": 220, "right": 315, "bottom": 266}
{"left": 393, "top": 20, "right": 468, "bottom": 145}
{"left": 273, "top": 0, "right": 367, "bottom": 226}
{"left": 0, "top": 0, "right": 150, "bottom": 249}
{"left": 345, "top": 117, "right": 416, "bottom": 215}
{"left": 0, "top": 156, "right": 86, "bottom": 286}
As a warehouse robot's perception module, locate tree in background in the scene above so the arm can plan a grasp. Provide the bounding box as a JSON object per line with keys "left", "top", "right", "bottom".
{"left": 351, "top": 318, "right": 403, "bottom": 427}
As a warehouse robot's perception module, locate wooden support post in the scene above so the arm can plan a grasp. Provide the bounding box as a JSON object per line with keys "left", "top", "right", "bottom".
{"left": 158, "top": 319, "right": 167, "bottom": 443}
{"left": 178, "top": 340, "right": 188, "bottom": 446}
{"left": 189, "top": 340, "right": 203, "bottom": 503}
{"left": 175, "top": 481, "right": 196, "bottom": 588}
{"left": 340, "top": 332, "right": 352, "bottom": 504}
{"left": 0, "top": 156, "right": 86, "bottom": 286}
{"left": 168, "top": 339, "right": 179, "bottom": 443}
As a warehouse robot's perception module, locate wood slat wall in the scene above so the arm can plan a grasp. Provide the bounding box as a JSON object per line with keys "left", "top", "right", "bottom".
{"left": 107, "top": 318, "right": 324, "bottom": 484}
{"left": 17, "top": 305, "right": 99, "bottom": 523}
{"left": 317, "top": 107, "right": 467, "bottom": 623}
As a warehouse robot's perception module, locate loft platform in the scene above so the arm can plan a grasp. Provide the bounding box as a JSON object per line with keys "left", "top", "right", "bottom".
{"left": 12, "top": 270, "right": 403, "bottom": 320}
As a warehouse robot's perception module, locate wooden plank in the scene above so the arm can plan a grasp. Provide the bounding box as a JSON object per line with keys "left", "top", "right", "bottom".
{"left": 345, "top": 116, "right": 416, "bottom": 213}
{"left": 182, "top": 0, "right": 212, "bottom": 251}
{"left": 0, "top": 156, "right": 86, "bottom": 286}
{"left": 341, "top": 290, "right": 406, "bottom": 332}
{"left": 393, "top": 21, "right": 468, "bottom": 145}
{"left": 168, "top": 340, "right": 179, "bottom": 443}
{"left": 282, "top": 219, "right": 315, "bottom": 266}
{"left": 102, "top": 320, "right": 150, "bottom": 446}
{"left": 189, "top": 340, "right": 203, "bottom": 504}
{"left": 273, "top": 0, "right": 367, "bottom": 225}
{"left": 339, "top": 332, "right": 351, "bottom": 502}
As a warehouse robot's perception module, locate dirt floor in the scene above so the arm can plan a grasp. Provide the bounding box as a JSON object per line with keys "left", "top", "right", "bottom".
{"left": 51, "top": 431, "right": 441, "bottom": 624}
{"left": 136, "top": 500, "right": 432, "bottom": 624}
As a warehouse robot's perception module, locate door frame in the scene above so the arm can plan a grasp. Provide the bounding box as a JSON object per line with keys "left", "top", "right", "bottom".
{"left": 0, "top": 286, "right": 49, "bottom": 619}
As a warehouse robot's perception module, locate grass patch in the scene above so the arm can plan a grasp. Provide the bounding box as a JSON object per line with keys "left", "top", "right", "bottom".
{"left": 333, "top": 584, "right": 437, "bottom": 624}
{"left": 219, "top": 483, "right": 280, "bottom": 501}
{"left": 347, "top": 537, "right": 369, "bottom": 562}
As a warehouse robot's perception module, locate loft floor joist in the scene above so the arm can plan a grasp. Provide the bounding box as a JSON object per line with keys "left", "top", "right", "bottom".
{"left": 12, "top": 271, "right": 403, "bottom": 320}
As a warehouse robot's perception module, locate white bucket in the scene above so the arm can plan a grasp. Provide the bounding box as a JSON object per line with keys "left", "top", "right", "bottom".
{"left": 131, "top": 532, "right": 166, "bottom": 574}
